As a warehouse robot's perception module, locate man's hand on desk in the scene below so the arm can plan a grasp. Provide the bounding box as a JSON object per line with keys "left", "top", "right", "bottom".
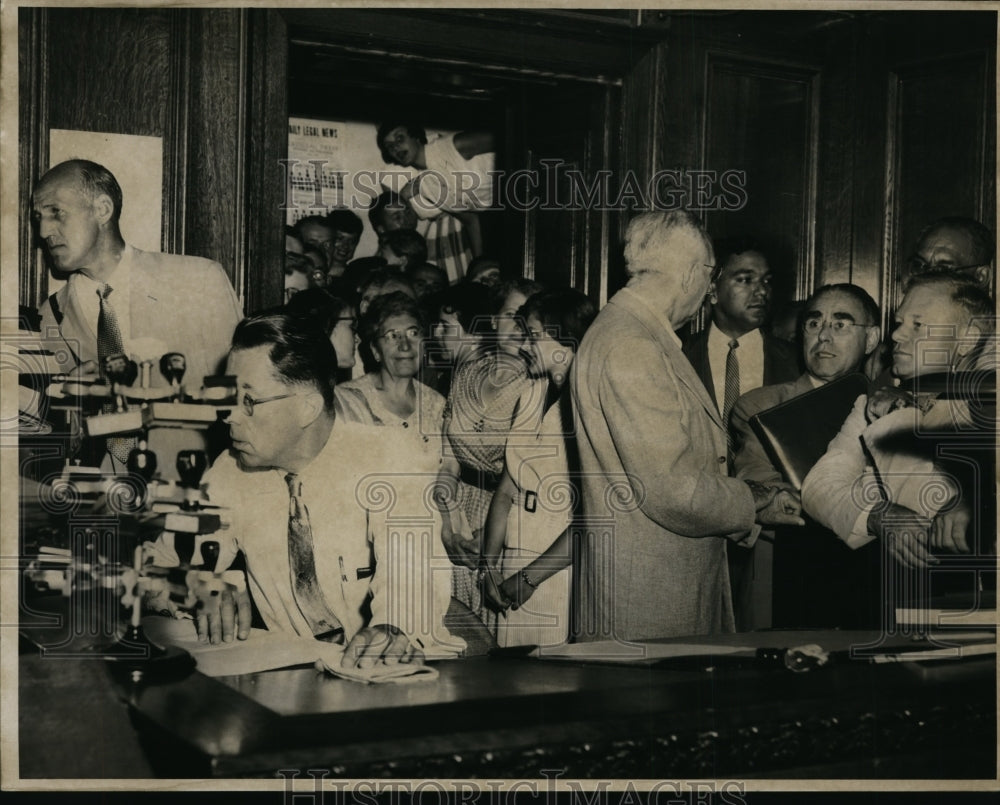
{"left": 747, "top": 481, "right": 806, "bottom": 527}
{"left": 342, "top": 624, "right": 424, "bottom": 670}
{"left": 194, "top": 581, "right": 252, "bottom": 644}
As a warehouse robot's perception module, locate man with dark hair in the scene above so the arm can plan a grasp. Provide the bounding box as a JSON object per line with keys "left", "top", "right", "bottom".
{"left": 730, "top": 283, "right": 882, "bottom": 629}
{"left": 907, "top": 216, "right": 995, "bottom": 289}
{"left": 683, "top": 236, "right": 799, "bottom": 429}
{"left": 571, "top": 211, "right": 803, "bottom": 641}
{"left": 148, "top": 312, "right": 463, "bottom": 665}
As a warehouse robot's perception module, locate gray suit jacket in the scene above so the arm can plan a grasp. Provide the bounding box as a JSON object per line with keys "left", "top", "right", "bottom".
{"left": 570, "top": 286, "right": 758, "bottom": 641}
{"left": 39, "top": 245, "right": 243, "bottom": 386}
{"left": 731, "top": 373, "right": 816, "bottom": 485}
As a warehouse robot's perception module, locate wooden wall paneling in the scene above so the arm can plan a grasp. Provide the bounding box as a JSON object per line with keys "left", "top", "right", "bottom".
{"left": 244, "top": 9, "right": 290, "bottom": 314}
{"left": 44, "top": 8, "right": 172, "bottom": 137}
{"left": 812, "top": 19, "right": 858, "bottom": 290}
{"left": 701, "top": 52, "right": 821, "bottom": 306}
{"left": 183, "top": 10, "right": 243, "bottom": 293}
{"left": 883, "top": 53, "right": 994, "bottom": 308}
{"left": 18, "top": 8, "right": 48, "bottom": 311}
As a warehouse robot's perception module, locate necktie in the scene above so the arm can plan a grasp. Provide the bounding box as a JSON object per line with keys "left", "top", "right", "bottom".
{"left": 285, "top": 473, "right": 344, "bottom": 636}
{"left": 96, "top": 283, "right": 125, "bottom": 372}
{"left": 96, "top": 284, "right": 135, "bottom": 465}
{"left": 722, "top": 338, "right": 740, "bottom": 452}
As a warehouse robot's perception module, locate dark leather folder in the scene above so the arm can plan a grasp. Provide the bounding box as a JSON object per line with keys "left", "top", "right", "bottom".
{"left": 749, "top": 373, "right": 869, "bottom": 490}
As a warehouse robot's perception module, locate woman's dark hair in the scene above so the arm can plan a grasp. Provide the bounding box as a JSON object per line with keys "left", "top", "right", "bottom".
{"left": 284, "top": 288, "right": 353, "bottom": 337}
{"left": 430, "top": 281, "right": 495, "bottom": 336}
{"left": 519, "top": 288, "right": 598, "bottom": 350}
{"left": 360, "top": 291, "right": 427, "bottom": 350}
{"left": 325, "top": 208, "right": 364, "bottom": 238}
{"left": 376, "top": 121, "right": 428, "bottom": 165}
{"left": 230, "top": 312, "right": 338, "bottom": 411}
{"left": 491, "top": 277, "right": 546, "bottom": 314}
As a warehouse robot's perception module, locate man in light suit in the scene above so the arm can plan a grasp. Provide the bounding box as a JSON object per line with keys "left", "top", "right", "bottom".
{"left": 33, "top": 159, "right": 243, "bottom": 470}
{"left": 730, "top": 284, "right": 881, "bottom": 630}
{"left": 571, "top": 210, "right": 804, "bottom": 642}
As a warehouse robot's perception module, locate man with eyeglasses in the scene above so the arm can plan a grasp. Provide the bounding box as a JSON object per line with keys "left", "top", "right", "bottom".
{"left": 729, "top": 284, "right": 882, "bottom": 630}
{"left": 146, "top": 312, "right": 464, "bottom": 668}
{"left": 803, "top": 275, "right": 995, "bottom": 619}
{"left": 906, "top": 216, "right": 994, "bottom": 289}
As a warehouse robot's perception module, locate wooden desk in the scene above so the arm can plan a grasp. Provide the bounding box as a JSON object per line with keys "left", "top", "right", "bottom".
{"left": 19, "top": 619, "right": 996, "bottom": 780}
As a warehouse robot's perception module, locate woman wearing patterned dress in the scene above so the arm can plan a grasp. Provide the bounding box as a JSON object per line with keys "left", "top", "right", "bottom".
{"left": 482, "top": 288, "right": 597, "bottom": 647}
{"left": 432, "top": 280, "right": 547, "bottom": 626}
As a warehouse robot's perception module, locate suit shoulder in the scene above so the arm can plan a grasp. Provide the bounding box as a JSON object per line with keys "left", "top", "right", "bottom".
{"left": 133, "top": 248, "right": 224, "bottom": 275}
{"left": 734, "top": 378, "right": 800, "bottom": 417}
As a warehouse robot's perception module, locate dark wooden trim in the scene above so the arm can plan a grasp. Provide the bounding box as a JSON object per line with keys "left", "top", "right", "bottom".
{"left": 19, "top": 7, "right": 49, "bottom": 312}
{"left": 243, "top": 8, "right": 289, "bottom": 314}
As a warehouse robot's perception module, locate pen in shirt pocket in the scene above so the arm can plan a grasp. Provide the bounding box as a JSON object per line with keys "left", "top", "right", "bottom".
{"left": 338, "top": 556, "right": 348, "bottom": 582}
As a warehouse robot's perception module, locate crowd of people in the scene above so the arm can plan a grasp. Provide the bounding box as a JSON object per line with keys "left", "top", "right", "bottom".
{"left": 27, "top": 156, "right": 996, "bottom": 669}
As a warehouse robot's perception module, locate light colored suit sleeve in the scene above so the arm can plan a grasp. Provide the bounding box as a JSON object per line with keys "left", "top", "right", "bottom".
{"left": 801, "top": 394, "right": 879, "bottom": 548}
{"left": 195, "top": 260, "right": 243, "bottom": 377}
{"left": 599, "top": 336, "right": 757, "bottom": 540}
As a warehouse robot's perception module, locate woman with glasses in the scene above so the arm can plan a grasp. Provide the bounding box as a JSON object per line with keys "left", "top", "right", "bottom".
{"left": 334, "top": 291, "right": 444, "bottom": 435}
{"left": 480, "top": 288, "right": 597, "bottom": 647}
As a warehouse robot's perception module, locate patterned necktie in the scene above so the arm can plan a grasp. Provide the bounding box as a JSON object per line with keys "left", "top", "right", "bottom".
{"left": 285, "top": 473, "right": 343, "bottom": 636}
{"left": 96, "top": 284, "right": 125, "bottom": 373}
{"left": 96, "top": 284, "right": 135, "bottom": 465}
{"left": 722, "top": 338, "right": 741, "bottom": 453}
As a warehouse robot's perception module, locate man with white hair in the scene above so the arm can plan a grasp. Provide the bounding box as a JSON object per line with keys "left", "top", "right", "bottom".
{"left": 571, "top": 210, "right": 804, "bottom": 641}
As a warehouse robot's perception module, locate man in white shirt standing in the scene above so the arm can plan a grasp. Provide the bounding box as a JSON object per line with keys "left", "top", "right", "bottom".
{"left": 33, "top": 159, "right": 243, "bottom": 473}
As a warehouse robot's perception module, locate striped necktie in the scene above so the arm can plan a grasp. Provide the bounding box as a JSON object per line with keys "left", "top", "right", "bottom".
{"left": 722, "top": 338, "right": 740, "bottom": 452}
{"left": 286, "top": 472, "right": 344, "bottom": 637}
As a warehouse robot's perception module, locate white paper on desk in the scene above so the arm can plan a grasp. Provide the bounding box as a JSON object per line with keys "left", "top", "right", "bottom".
{"left": 142, "top": 617, "right": 438, "bottom": 683}
{"left": 534, "top": 640, "right": 747, "bottom": 663}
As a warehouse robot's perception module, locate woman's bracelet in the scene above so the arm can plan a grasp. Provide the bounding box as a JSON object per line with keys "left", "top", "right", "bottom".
{"left": 519, "top": 569, "right": 539, "bottom": 590}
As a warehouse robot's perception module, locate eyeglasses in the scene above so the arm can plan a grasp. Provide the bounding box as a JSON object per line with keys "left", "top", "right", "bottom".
{"left": 906, "top": 256, "right": 984, "bottom": 276}
{"left": 378, "top": 326, "right": 422, "bottom": 344}
{"left": 802, "top": 318, "right": 871, "bottom": 334}
{"left": 239, "top": 391, "right": 300, "bottom": 417}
